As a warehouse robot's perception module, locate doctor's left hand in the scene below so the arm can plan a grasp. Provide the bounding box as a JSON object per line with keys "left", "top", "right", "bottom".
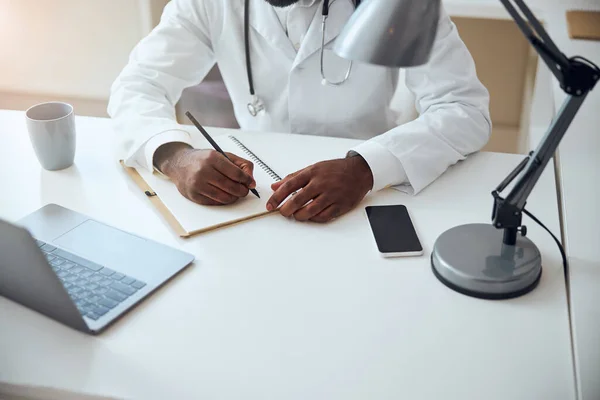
{"left": 266, "top": 156, "right": 373, "bottom": 223}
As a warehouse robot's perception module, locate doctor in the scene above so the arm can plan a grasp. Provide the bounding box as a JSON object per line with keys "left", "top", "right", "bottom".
{"left": 108, "top": 0, "right": 491, "bottom": 222}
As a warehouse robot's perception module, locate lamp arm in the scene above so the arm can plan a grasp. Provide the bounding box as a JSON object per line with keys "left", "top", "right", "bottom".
{"left": 491, "top": 0, "right": 600, "bottom": 246}
{"left": 499, "top": 0, "right": 570, "bottom": 85}
{"left": 504, "top": 94, "right": 588, "bottom": 210}
{"left": 492, "top": 95, "right": 587, "bottom": 239}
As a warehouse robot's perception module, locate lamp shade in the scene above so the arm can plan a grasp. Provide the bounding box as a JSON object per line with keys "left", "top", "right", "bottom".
{"left": 333, "top": 0, "right": 441, "bottom": 67}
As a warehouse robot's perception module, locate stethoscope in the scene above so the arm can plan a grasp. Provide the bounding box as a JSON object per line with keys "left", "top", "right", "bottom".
{"left": 244, "top": 0, "right": 361, "bottom": 117}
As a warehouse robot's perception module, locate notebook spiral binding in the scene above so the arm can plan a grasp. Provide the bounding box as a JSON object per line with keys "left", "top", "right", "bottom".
{"left": 229, "top": 135, "right": 282, "bottom": 181}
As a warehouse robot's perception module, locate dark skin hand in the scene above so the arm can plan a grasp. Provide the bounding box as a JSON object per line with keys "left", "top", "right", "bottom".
{"left": 266, "top": 155, "right": 374, "bottom": 223}
{"left": 154, "top": 142, "right": 256, "bottom": 205}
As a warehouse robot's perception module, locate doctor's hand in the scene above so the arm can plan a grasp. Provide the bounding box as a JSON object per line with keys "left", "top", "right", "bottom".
{"left": 154, "top": 143, "right": 256, "bottom": 206}
{"left": 266, "top": 156, "right": 373, "bottom": 223}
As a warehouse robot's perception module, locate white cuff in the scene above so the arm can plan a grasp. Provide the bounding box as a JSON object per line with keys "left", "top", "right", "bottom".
{"left": 350, "top": 140, "right": 408, "bottom": 192}
{"left": 129, "top": 129, "right": 193, "bottom": 172}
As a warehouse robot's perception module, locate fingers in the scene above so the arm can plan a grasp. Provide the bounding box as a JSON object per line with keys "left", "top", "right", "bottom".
{"left": 196, "top": 183, "right": 238, "bottom": 205}
{"left": 186, "top": 192, "right": 222, "bottom": 206}
{"left": 278, "top": 184, "right": 320, "bottom": 217}
{"left": 293, "top": 194, "right": 332, "bottom": 221}
{"left": 226, "top": 152, "right": 254, "bottom": 173}
{"left": 212, "top": 152, "right": 255, "bottom": 187}
{"left": 271, "top": 171, "right": 300, "bottom": 191}
{"left": 223, "top": 152, "right": 256, "bottom": 188}
{"left": 176, "top": 181, "right": 223, "bottom": 206}
{"left": 170, "top": 149, "right": 257, "bottom": 206}
{"left": 182, "top": 171, "right": 238, "bottom": 205}
{"left": 267, "top": 171, "right": 311, "bottom": 211}
{"left": 184, "top": 165, "right": 248, "bottom": 202}
{"left": 310, "top": 204, "right": 343, "bottom": 223}
{"left": 210, "top": 168, "right": 251, "bottom": 198}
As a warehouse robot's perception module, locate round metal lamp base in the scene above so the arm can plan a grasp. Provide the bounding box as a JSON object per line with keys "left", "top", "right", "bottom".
{"left": 431, "top": 223, "right": 542, "bottom": 300}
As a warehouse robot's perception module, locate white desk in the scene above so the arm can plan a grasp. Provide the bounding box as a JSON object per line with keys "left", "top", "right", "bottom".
{"left": 0, "top": 110, "right": 574, "bottom": 399}
{"left": 541, "top": 4, "right": 600, "bottom": 400}
{"left": 446, "top": 1, "right": 600, "bottom": 398}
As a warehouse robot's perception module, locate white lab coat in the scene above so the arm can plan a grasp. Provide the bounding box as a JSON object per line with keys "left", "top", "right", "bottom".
{"left": 108, "top": 0, "right": 491, "bottom": 194}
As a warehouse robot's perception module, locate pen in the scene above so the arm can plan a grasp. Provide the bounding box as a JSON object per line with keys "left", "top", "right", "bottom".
{"left": 185, "top": 111, "right": 260, "bottom": 199}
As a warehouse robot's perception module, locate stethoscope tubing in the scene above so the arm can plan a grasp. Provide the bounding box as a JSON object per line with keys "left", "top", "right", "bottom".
{"left": 245, "top": 0, "right": 361, "bottom": 116}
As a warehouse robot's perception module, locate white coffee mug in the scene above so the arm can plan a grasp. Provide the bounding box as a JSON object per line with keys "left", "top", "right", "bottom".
{"left": 25, "top": 102, "right": 76, "bottom": 171}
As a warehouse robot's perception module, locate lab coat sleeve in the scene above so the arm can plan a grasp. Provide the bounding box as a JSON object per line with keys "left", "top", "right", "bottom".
{"left": 351, "top": 6, "right": 491, "bottom": 194}
{"left": 107, "top": 0, "right": 217, "bottom": 170}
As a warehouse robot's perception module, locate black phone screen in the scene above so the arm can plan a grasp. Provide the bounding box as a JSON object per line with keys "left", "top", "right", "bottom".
{"left": 365, "top": 205, "right": 423, "bottom": 254}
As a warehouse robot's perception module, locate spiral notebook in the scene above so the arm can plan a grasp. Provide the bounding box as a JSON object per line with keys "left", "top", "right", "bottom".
{"left": 121, "top": 132, "right": 292, "bottom": 237}
{"left": 122, "top": 129, "right": 362, "bottom": 237}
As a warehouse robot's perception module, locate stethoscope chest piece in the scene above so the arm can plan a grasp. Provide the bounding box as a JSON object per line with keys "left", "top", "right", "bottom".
{"left": 247, "top": 95, "right": 265, "bottom": 117}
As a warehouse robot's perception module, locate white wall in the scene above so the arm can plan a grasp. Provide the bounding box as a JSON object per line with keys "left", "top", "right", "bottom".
{"left": 0, "top": 0, "right": 154, "bottom": 101}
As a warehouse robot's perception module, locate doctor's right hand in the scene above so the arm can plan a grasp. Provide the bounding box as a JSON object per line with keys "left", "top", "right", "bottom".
{"left": 153, "top": 143, "right": 256, "bottom": 206}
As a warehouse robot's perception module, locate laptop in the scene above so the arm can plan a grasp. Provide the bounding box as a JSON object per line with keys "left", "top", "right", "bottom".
{"left": 0, "top": 204, "right": 194, "bottom": 334}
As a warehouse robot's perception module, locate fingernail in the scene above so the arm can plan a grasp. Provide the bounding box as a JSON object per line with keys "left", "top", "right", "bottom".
{"left": 266, "top": 203, "right": 273, "bottom": 211}
{"left": 250, "top": 181, "right": 256, "bottom": 189}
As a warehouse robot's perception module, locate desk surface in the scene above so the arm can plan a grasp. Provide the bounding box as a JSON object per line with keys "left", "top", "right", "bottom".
{"left": 543, "top": 5, "right": 600, "bottom": 400}
{"left": 508, "top": 1, "right": 600, "bottom": 398}
{"left": 0, "top": 110, "right": 574, "bottom": 399}
{"left": 449, "top": 1, "right": 600, "bottom": 397}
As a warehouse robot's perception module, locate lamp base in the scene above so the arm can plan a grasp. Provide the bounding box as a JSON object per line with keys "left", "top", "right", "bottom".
{"left": 431, "top": 223, "right": 542, "bottom": 300}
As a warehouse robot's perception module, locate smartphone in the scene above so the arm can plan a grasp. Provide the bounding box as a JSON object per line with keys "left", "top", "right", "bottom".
{"left": 365, "top": 205, "right": 423, "bottom": 257}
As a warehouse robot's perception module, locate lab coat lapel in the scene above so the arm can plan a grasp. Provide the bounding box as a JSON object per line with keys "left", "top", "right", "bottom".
{"left": 293, "top": 0, "right": 354, "bottom": 68}
{"left": 249, "top": 0, "right": 297, "bottom": 61}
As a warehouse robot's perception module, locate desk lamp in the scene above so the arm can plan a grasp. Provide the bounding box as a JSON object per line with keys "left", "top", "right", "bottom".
{"left": 334, "top": 0, "right": 599, "bottom": 299}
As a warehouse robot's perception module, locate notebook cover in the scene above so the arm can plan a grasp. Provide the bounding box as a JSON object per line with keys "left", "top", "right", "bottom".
{"left": 120, "top": 160, "right": 190, "bottom": 237}
{"left": 120, "top": 160, "right": 278, "bottom": 238}
{"left": 566, "top": 10, "right": 600, "bottom": 41}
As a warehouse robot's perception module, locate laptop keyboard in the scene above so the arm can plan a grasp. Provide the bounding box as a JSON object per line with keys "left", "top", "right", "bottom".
{"left": 35, "top": 240, "right": 147, "bottom": 321}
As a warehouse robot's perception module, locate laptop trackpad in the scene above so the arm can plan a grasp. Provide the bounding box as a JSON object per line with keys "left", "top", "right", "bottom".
{"left": 53, "top": 220, "right": 150, "bottom": 275}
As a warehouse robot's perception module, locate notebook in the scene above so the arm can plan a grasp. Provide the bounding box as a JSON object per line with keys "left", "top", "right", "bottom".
{"left": 121, "top": 129, "right": 361, "bottom": 237}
